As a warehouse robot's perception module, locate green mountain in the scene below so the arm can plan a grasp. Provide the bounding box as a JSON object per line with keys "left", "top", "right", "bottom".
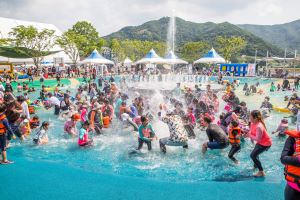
{"left": 238, "top": 20, "right": 300, "bottom": 53}
{"left": 105, "top": 17, "right": 284, "bottom": 56}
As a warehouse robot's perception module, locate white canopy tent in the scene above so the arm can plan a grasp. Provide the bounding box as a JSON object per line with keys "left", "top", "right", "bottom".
{"left": 194, "top": 48, "right": 225, "bottom": 64}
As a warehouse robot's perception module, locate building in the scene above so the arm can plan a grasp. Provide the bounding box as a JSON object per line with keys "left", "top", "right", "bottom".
{"left": 0, "top": 17, "right": 73, "bottom": 64}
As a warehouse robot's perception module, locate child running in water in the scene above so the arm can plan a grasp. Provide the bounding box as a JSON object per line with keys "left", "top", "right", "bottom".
{"left": 228, "top": 120, "right": 241, "bottom": 164}
{"left": 137, "top": 115, "right": 157, "bottom": 151}
{"left": 78, "top": 121, "right": 93, "bottom": 147}
{"left": 64, "top": 113, "right": 80, "bottom": 136}
{"left": 33, "top": 121, "right": 49, "bottom": 145}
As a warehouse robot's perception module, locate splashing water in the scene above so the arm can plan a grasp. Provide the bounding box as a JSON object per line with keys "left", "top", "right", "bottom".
{"left": 167, "top": 10, "right": 176, "bottom": 53}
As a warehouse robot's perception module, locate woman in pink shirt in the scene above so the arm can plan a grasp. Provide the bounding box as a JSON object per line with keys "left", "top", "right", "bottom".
{"left": 248, "top": 110, "right": 272, "bottom": 177}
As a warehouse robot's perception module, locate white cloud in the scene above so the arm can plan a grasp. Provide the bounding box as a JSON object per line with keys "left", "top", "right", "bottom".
{"left": 0, "top": 0, "right": 299, "bottom": 35}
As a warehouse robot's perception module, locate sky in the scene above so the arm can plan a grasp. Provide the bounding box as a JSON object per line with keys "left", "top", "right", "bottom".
{"left": 0, "top": 0, "right": 299, "bottom": 36}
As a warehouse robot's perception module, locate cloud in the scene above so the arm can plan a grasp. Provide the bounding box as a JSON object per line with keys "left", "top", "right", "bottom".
{"left": 0, "top": 0, "right": 299, "bottom": 36}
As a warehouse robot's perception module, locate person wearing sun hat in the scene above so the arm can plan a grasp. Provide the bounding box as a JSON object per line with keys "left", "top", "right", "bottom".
{"left": 64, "top": 113, "right": 81, "bottom": 136}
{"left": 88, "top": 102, "right": 103, "bottom": 135}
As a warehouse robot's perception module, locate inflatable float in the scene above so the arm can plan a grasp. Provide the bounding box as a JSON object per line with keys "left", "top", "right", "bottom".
{"left": 18, "top": 74, "right": 29, "bottom": 79}
{"left": 273, "top": 106, "right": 292, "bottom": 114}
{"left": 44, "top": 87, "right": 56, "bottom": 92}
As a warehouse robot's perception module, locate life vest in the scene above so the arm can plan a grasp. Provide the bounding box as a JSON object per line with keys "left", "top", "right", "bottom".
{"left": 229, "top": 127, "right": 241, "bottom": 144}
{"left": 29, "top": 106, "right": 35, "bottom": 114}
{"left": 78, "top": 129, "right": 89, "bottom": 145}
{"left": 284, "top": 130, "right": 300, "bottom": 187}
{"left": 88, "top": 110, "right": 103, "bottom": 125}
{"left": 0, "top": 114, "right": 7, "bottom": 135}
{"left": 103, "top": 116, "right": 110, "bottom": 128}
{"left": 102, "top": 106, "right": 111, "bottom": 118}
{"left": 30, "top": 119, "right": 40, "bottom": 129}
{"left": 141, "top": 127, "right": 151, "bottom": 138}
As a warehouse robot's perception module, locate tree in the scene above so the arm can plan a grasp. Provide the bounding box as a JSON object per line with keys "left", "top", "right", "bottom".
{"left": 0, "top": 39, "right": 7, "bottom": 45}
{"left": 9, "top": 25, "right": 56, "bottom": 67}
{"left": 110, "top": 39, "right": 125, "bottom": 63}
{"left": 216, "top": 36, "right": 246, "bottom": 62}
{"left": 179, "top": 41, "right": 209, "bottom": 62}
{"left": 69, "top": 21, "right": 105, "bottom": 57}
{"left": 119, "top": 40, "right": 166, "bottom": 61}
{"left": 56, "top": 31, "right": 80, "bottom": 65}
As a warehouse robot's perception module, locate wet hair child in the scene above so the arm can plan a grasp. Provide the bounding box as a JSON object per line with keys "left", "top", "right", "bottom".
{"left": 137, "top": 116, "right": 156, "bottom": 151}
{"left": 78, "top": 121, "right": 93, "bottom": 147}
{"left": 33, "top": 121, "right": 49, "bottom": 145}
{"left": 228, "top": 120, "right": 241, "bottom": 164}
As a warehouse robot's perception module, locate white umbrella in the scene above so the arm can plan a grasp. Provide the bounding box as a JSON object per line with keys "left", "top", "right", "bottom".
{"left": 135, "top": 49, "right": 165, "bottom": 64}
{"left": 81, "top": 49, "right": 114, "bottom": 65}
{"left": 164, "top": 50, "right": 188, "bottom": 65}
{"left": 194, "top": 48, "right": 225, "bottom": 64}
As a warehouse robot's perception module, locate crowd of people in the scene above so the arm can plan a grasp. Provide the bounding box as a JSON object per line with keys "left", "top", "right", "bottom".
{"left": 1, "top": 70, "right": 300, "bottom": 199}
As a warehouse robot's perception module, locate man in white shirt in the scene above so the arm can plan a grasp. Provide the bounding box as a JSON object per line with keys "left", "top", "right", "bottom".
{"left": 47, "top": 93, "right": 60, "bottom": 115}
{"left": 17, "top": 95, "right": 30, "bottom": 119}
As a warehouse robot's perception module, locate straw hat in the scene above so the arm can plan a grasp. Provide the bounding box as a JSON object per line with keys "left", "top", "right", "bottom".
{"left": 92, "top": 102, "right": 102, "bottom": 111}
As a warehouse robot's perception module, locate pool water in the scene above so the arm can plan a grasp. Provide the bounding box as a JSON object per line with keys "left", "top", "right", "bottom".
{"left": 0, "top": 77, "right": 292, "bottom": 200}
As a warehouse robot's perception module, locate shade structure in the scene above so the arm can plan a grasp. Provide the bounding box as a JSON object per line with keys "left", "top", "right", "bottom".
{"left": 194, "top": 48, "right": 225, "bottom": 64}
{"left": 123, "top": 57, "right": 133, "bottom": 65}
{"left": 135, "top": 49, "right": 165, "bottom": 64}
{"left": 81, "top": 49, "right": 114, "bottom": 65}
{"left": 164, "top": 50, "right": 188, "bottom": 65}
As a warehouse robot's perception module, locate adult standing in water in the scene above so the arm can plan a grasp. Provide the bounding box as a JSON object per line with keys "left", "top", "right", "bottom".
{"left": 158, "top": 110, "right": 188, "bottom": 153}
{"left": 280, "top": 130, "right": 300, "bottom": 199}
{"left": 202, "top": 116, "right": 229, "bottom": 154}
{"left": 248, "top": 110, "right": 272, "bottom": 177}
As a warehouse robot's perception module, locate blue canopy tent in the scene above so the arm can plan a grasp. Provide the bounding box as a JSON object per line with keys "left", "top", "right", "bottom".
{"left": 81, "top": 49, "right": 114, "bottom": 75}
{"left": 81, "top": 49, "right": 114, "bottom": 65}
{"left": 164, "top": 50, "right": 188, "bottom": 65}
{"left": 194, "top": 48, "right": 225, "bottom": 64}
{"left": 135, "top": 49, "right": 165, "bottom": 65}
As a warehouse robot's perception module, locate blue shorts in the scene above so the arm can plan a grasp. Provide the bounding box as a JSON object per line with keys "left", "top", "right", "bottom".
{"left": 207, "top": 141, "right": 228, "bottom": 149}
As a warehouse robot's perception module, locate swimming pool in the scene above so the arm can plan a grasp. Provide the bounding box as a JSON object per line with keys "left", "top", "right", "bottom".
{"left": 0, "top": 76, "right": 289, "bottom": 200}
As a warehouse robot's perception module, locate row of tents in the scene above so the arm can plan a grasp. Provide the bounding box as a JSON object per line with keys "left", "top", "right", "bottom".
{"left": 82, "top": 48, "right": 225, "bottom": 65}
